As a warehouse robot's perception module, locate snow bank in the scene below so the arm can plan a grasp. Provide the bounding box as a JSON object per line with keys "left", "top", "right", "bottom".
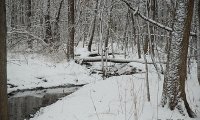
{"left": 31, "top": 63, "right": 200, "bottom": 120}
{"left": 7, "top": 54, "right": 102, "bottom": 93}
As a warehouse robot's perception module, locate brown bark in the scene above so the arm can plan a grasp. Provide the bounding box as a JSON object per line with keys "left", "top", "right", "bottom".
{"left": 161, "top": 0, "right": 196, "bottom": 117}
{"left": 0, "top": 0, "right": 9, "bottom": 119}
{"left": 179, "top": 0, "right": 195, "bottom": 117}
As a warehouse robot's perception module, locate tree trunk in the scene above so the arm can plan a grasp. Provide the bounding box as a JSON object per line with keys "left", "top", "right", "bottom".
{"left": 104, "top": 1, "right": 113, "bottom": 50}
{"left": 161, "top": 0, "right": 196, "bottom": 118}
{"left": 11, "top": 0, "right": 17, "bottom": 29}
{"left": 88, "top": 0, "right": 98, "bottom": 52}
{"left": 130, "top": 11, "right": 136, "bottom": 52}
{"left": 52, "top": 0, "right": 64, "bottom": 50}
{"left": 44, "top": 0, "right": 53, "bottom": 44}
{"left": 149, "top": 0, "right": 157, "bottom": 56}
{"left": 197, "top": 0, "right": 200, "bottom": 85}
{"left": 67, "top": 0, "right": 75, "bottom": 60}
{"left": 144, "top": 53, "right": 150, "bottom": 101}
{"left": 123, "top": 10, "right": 129, "bottom": 58}
{"left": 136, "top": 16, "right": 142, "bottom": 59}
{"left": 26, "top": 0, "right": 32, "bottom": 49}
{"left": 0, "top": 0, "right": 9, "bottom": 119}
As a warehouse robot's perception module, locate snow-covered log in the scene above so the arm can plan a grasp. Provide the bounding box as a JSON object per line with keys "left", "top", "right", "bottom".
{"left": 88, "top": 52, "right": 121, "bottom": 57}
{"left": 75, "top": 57, "right": 165, "bottom": 64}
{"left": 75, "top": 51, "right": 122, "bottom": 57}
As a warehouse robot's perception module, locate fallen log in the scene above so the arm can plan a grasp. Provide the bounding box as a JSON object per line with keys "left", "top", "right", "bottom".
{"left": 75, "top": 57, "right": 166, "bottom": 64}
{"left": 75, "top": 51, "right": 123, "bottom": 57}
{"left": 88, "top": 52, "right": 122, "bottom": 57}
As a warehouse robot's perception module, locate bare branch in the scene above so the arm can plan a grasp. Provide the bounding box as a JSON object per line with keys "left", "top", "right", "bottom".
{"left": 120, "top": 0, "right": 196, "bottom": 37}
{"left": 7, "top": 30, "right": 48, "bottom": 46}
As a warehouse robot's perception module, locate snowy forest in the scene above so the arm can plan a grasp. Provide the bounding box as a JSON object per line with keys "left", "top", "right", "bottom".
{"left": 0, "top": 0, "right": 200, "bottom": 120}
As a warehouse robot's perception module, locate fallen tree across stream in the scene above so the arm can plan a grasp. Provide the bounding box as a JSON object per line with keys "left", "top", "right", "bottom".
{"left": 75, "top": 57, "right": 166, "bottom": 64}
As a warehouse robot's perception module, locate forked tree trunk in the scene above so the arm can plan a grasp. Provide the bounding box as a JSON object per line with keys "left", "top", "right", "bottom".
{"left": 0, "top": 0, "right": 9, "bottom": 119}
{"left": 161, "top": 0, "right": 196, "bottom": 118}
{"left": 67, "top": 0, "right": 75, "bottom": 60}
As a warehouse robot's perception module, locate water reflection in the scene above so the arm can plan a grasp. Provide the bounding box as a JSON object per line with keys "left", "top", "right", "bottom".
{"left": 8, "top": 86, "right": 80, "bottom": 120}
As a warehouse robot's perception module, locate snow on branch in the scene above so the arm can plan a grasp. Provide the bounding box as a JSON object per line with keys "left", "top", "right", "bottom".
{"left": 120, "top": 0, "right": 196, "bottom": 37}
{"left": 7, "top": 30, "right": 48, "bottom": 46}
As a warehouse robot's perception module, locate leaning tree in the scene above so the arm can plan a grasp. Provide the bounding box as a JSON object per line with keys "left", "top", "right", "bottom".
{"left": 161, "top": 0, "right": 196, "bottom": 118}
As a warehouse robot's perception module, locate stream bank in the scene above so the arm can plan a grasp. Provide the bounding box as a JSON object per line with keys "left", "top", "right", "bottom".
{"left": 8, "top": 84, "right": 85, "bottom": 120}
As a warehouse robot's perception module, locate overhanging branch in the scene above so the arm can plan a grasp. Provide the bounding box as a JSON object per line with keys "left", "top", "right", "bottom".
{"left": 120, "top": 0, "right": 196, "bottom": 37}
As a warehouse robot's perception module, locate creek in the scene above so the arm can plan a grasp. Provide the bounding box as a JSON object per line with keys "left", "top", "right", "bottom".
{"left": 8, "top": 84, "right": 84, "bottom": 120}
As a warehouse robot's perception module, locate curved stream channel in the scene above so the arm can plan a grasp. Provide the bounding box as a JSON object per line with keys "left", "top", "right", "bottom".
{"left": 8, "top": 84, "right": 84, "bottom": 120}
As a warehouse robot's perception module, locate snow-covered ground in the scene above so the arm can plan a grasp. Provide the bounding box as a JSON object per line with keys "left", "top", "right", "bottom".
{"left": 28, "top": 59, "right": 199, "bottom": 119}
{"left": 7, "top": 52, "right": 200, "bottom": 120}
{"left": 7, "top": 53, "right": 102, "bottom": 93}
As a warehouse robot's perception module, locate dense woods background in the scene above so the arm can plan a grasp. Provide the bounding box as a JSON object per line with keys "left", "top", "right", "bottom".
{"left": 5, "top": 0, "right": 199, "bottom": 63}
{"left": 0, "top": 0, "right": 200, "bottom": 119}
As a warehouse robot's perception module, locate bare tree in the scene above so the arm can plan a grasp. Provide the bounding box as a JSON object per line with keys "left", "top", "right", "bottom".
{"left": 67, "top": 0, "right": 75, "bottom": 60}
{"left": 26, "top": 0, "right": 32, "bottom": 49}
{"left": 148, "top": 0, "right": 157, "bottom": 56}
{"left": 88, "top": 0, "right": 99, "bottom": 52}
{"left": 44, "top": 0, "right": 53, "bottom": 45}
{"left": 52, "top": 0, "right": 64, "bottom": 49}
{"left": 104, "top": 0, "right": 113, "bottom": 50}
{"left": 0, "top": 0, "right": 9, "bottom": 119}
{"left": 161, "top": 0, "right": 196, "bottom": 117}
{"left": 130, "top": 11, "right": 141, "bottom": 59}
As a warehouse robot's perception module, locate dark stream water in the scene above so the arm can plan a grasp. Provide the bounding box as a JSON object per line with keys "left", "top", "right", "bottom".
{"left": 8, "top": 85, "right": 83, "bottom": 120}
